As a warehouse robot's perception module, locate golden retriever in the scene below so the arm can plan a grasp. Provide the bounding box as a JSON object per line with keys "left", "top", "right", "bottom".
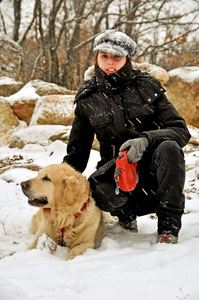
{"left": 21, "top": 163, "right": 104, "bottom": 260}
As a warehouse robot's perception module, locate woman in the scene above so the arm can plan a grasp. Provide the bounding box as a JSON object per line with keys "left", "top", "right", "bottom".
{"left": 63, "top": 29, "right": 191, "bottom": 243}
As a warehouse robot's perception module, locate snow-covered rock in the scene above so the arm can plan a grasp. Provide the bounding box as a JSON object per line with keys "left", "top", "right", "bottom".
{"left": 8, "top": 125, "right": 71, "bottom": 148}
{"left": 0, "top": 97, "right": 19, "bottom": 134}
{"left": 168, "top": 66, "right": 199, "bottom": 83}
{"left": 29, "top": 95, "right": 75, "bottom": 126}
{"left": 6, "top": 79, "right": 76, "bottom": 125}
{"left": 26, "top": 79, "right": 76, "bottom": 96}
{"left": 188, "top": 125, "right": 199, "bottom": 145}
{"left": 0, "top": 34, "right": 23, "bottom": 80}
{"left": 0, "top": 77, "right": 24, "bottom": 97}
{"left": 165, "top": 66, "right": 199, "bottom": 127}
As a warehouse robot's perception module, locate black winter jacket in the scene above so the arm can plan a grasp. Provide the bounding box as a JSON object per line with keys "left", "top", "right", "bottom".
{"left": 63, "top": 62, "right": 191, "bottom": 172}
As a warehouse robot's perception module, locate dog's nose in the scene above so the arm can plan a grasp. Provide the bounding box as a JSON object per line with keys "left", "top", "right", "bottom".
{"left": 21, "top": 181, "right": 30, "bottom": 189}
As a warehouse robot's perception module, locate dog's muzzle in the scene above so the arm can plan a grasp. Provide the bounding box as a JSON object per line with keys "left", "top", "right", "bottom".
{"left": 28, "top": 197, "right": 48, "bottom": 207}
{"left": 21, "top": 181, "right": 48, "bottom": 207}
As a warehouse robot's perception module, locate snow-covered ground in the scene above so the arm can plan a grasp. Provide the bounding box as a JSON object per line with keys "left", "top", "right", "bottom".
{"left": 0, "top": 126, "right": 198, "bottom": 300}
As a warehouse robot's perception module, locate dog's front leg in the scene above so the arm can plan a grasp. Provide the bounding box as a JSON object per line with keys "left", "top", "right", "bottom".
{"left": 29, "top": 230, "right": 44, "bottom": 250}
{"left": 29, "top": 238, "right": 39, "bottom": 250}
{"left": 67, "top": 241, "right": 95, "bottom": 260}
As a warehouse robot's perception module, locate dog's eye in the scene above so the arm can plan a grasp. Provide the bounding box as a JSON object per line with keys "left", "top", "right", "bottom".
{"left": 42, "top": 175, "right": 51, "bottom": 182}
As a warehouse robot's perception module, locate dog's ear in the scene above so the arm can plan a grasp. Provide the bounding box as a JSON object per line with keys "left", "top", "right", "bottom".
{"left": 63, "top": 175, "right": 81, "bottom": 205}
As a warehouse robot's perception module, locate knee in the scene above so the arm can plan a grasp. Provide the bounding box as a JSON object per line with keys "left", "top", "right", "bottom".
{"left": 92, "top": 182, "right": 129, "bottom": 212}
{"left": 152, "top": 140, "right": 184, "bottom": 168}
{"left": 156, "top": 140, "right": 183, "bottom": 157}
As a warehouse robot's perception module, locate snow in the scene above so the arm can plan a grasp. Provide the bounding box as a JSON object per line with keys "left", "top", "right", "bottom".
{"left": 93, "top": 29, "right": 137, "bottom": 58}
{"left": 0, "top": 126, "right": 199, "bottom": 300}
{"left": 0, "top": 77, "right": 23, "bottom": 86}
{"left": 168, "top": 67, "right": 199, "bottom": 83}
{"left": 6, "top": 82, "right": 40, "bottom": 105}
{"left": 10, "top": 125, "right": 71, "bottom": 147}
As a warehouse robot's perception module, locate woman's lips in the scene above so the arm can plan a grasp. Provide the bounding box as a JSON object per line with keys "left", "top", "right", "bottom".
{"left": 106, "top": 68, "right": 116, "bottom": 74}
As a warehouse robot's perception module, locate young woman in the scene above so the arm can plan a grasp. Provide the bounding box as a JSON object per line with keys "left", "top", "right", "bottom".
{"left": 63, "top": 29, "right": 191, "bottom": 243}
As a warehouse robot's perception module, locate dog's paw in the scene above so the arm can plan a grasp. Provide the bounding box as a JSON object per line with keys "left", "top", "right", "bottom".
{"left": 37, "top": 233, "right": 57, "bottom": 254}
{"left": 103, "top": 212, "right": 118, "bottom": 224}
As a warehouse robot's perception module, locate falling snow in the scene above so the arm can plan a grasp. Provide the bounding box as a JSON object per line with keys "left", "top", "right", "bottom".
{"left": 0, "top": 125, "right": 198, "bottom": 300}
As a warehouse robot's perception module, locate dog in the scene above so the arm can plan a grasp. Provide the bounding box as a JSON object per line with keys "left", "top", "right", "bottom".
{"left": 21, "top": 163, "right": 104, "bottom": 260}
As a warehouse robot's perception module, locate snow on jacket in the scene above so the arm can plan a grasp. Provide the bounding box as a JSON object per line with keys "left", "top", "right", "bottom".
{"left": 63, "top": 62, "right": 191, "bottom": 172}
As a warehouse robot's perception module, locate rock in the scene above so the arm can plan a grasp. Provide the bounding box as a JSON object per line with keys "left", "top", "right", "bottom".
{"left": 6, "top": 80, "right": 77, "bottom": 125}
{"left": 131, "top": 62, "right": 169, "bottom": 85}
{"left": 29, "top": 95, "right": 75, "bottom": 126}
{"left": 9, "top": 125, "right": 71, "bottom": 148}
{"left": 187, "top": 125, "right": 199, "bottom": 145}
{"left": 165, "top": 67, "right": 199, "bottom": 127}
{"left": 0, "top": 133, "right": 11, "bottom": 147}
{"left": 27, "top": 79, "right": 76, "bottom": 96}
{"left": 0, "top": 97, "right": 19, "bottom": 133}
{"left": 6, "top": 81, "right": 41, "bottom": 125}
{"left": 6, "top": 83, "right": 40, "bottom": 125}
{"left": 12, "top": 99, "right": 38, "bottom": 125}
{"left": 0, "top": 34, "right": 23, "bottom": 80}
{"left": 0, "top": 77, "right": 24, "bottom": 97}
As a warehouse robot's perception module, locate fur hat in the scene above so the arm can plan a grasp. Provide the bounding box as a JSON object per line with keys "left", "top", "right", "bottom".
{"left": 93, "top": 29, "right": 137, "bottom": 58}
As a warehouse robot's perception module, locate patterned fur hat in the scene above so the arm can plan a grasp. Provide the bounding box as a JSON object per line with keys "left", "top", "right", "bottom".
{"left": 93, "top": 29, "right": 137, "bottom": 58}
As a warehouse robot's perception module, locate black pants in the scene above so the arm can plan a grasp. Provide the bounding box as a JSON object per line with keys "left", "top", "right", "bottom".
{"left": 92, "top": 140, "right": 185, "bottom": 236}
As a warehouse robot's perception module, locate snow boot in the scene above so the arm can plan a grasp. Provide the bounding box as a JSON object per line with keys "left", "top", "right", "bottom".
{"left": 119, "top": 218, "right": 138, "bottom": 233}
{"left": 157, "top": 231, "right": 178, "bottom": 244}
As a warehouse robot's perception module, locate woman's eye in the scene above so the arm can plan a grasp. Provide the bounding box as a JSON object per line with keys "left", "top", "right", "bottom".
{"left": 42, "top": 176, "right": 51, "bottom": 182}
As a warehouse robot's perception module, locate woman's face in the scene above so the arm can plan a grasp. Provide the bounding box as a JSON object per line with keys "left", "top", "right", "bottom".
{"left": 97, "top": 52, "right": 127, "bottom": 75}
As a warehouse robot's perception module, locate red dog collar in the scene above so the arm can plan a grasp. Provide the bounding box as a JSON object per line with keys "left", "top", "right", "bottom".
{"left": 74, "top": 198, "right": 90, "bottom": 218}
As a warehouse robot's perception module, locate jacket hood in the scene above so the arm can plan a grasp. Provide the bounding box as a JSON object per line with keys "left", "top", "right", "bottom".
{"left": 84, "top": 61, "right": 169, "bottom": 85}
{"left": 94, "top": 62, "right": 133, "bottom": 91}
{"left": 75, "top": 61, "right": 167, "bottom": 104}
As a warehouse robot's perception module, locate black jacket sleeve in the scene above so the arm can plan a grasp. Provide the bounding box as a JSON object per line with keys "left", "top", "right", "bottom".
{"left": 63, "top": 103, "right": 94, "bottom": 173}
{"left": 140, "top": 94, "right": 191, "bottom": 148}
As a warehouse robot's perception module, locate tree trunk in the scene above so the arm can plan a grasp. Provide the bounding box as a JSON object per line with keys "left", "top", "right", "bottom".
{"left": 13, "top": 0, "right": 22, "bottom": 41}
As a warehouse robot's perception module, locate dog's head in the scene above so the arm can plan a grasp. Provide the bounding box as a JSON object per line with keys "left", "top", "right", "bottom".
{"left": 21, "top": 163, "right": 89, "bottom": 209}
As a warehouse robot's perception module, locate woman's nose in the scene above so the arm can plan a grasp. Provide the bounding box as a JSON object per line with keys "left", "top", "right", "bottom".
{"left": 108, "top": 58, "right": 114, "bottom": 64}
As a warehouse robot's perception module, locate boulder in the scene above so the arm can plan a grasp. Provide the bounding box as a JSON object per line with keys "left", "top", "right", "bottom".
{"left": 6, "top": 79, "right": 77, "bottom": 125}
{"left": 6, "top": 81, "right": 40, "bottom": 125}
{"left": 0, "top": 97, "right": 19, "bottom": 133}
{"left": 12, "top": 99, "right": 38, "bottom": 125}
{"left": 9, "top": 125, "right": 71, "bottom": 148}
{"left": 29, "top": 95, "right": 75, "bottom": 126}
{"left": 0, "top": 77, "right": 24, "bottom": 97}
{"left": 26, "top": 79, "right": 76, "bottom": 96}
{"left": 165, "top": 67, "right": 199, "bottom": 127}
{"left": 0, "top": 34, "right": 23, "bottom": 80}
{"left": 187, "top": 125, "right": 199, "bottom": 145}
{"left": 0, "top": 133, "right": 11, "bottom": 147}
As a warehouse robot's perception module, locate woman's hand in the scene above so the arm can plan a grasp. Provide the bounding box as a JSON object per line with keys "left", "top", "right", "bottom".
{"left": 119, "top": 137, "right": 148, "bottom": 163}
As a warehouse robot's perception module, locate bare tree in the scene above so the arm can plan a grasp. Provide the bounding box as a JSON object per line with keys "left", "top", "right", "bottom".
{"left": 61, "top": 0, "right": 88, "bottom": 88}
{"left": 13, "top": 0, "right": 22, "bottom": 41}
{"left": 1, "top": 0, "right": 198, "bottom": 88}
